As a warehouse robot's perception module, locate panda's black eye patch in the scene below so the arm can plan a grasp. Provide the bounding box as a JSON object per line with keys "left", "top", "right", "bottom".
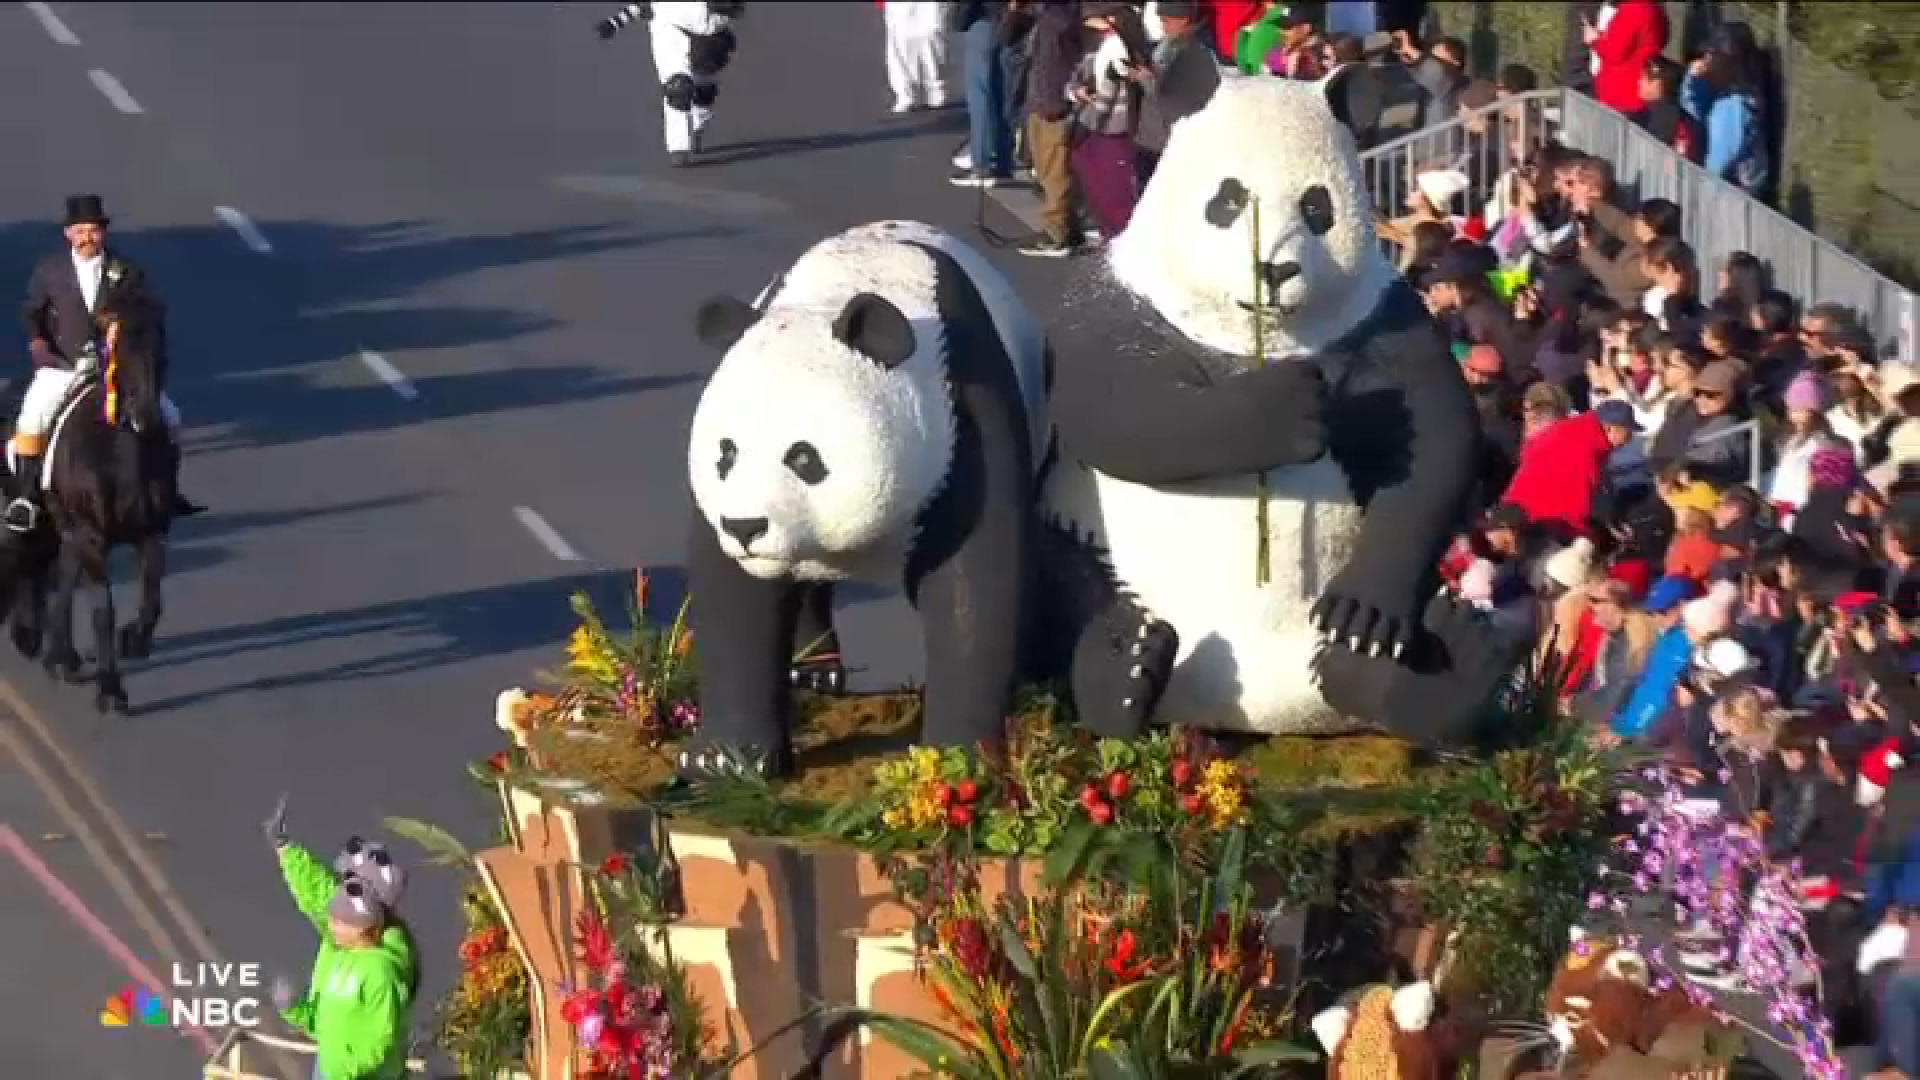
{"left": 783, "top": 440, "right": 828, "bottom": 485}
{"left": 1299, "top": 184, "right": 1335, "bottom": 237}
{"left": 717, "top": 438, "right": 738, "bottom": 480}
{"left": 1205, "top": 178, "right": 1250, "bottom": 229}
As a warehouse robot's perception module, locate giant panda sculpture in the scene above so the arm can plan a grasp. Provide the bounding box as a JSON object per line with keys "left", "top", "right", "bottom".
{"left": 679, "top": 221, "right": 1158, "bottom": 779}
{"left": 1043, "top": 66, "right": 1523, "bottom": 741}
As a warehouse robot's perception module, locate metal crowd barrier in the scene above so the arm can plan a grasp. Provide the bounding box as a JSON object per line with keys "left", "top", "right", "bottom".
{"left": 1358, "top": 86, "right": 1919, "bottom": 363}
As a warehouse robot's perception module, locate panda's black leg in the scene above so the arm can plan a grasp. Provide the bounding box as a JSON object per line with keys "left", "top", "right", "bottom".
{"left": 1312, "top": 588, "right": 1528, "bottom": 748}
{"left": 789, "top": 583, "right": 847, "bottom": 696}
{"left": 1035, "top": 522, "right": 1178, "bottom": 739}
{"left": 679, "top": 516, "right": 801, "bottom": 782}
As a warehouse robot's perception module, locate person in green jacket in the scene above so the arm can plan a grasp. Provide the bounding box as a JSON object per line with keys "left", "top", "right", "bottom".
{"left": 1232, "top": 2, "right": 1293, "bottom": 75}
{"left": 266, "top": 797, "right": 418, "bottom": 1080}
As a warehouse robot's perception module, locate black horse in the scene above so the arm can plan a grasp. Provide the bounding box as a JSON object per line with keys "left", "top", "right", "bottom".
{"left": 5, "top": 296, "right": 175, "bottom": 713}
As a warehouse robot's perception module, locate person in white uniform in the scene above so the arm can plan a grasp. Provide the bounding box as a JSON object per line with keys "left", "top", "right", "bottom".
{"left": 10, "top": 195, "right": 199, "bottom": 532}
{"left": 596, "top": 1, "right": 742, "bottom": 167}
{"left": 880, "top": 2, "right": 948, "bottom": 113}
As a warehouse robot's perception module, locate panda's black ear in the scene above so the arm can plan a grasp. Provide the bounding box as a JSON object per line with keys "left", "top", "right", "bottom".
{"left": 1319, "top": 64, "right": 1360, "bottom": 139}
{"left": 1159, "top": 56, "right": 1220, "bottom": 125}
{"left": 832, "top": 292, "right": 915, "bottom": 371}
{"left": 694, "top": 295, "right": 760, "bottom": 350}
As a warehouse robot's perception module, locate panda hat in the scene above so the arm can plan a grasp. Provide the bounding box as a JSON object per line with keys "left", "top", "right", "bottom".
{"left": 332, "top": 835, "right": 406, "bottom": 907}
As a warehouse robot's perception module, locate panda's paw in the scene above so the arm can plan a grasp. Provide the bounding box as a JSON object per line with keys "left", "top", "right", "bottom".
{"left": 1072, "top": 606, "right": 1179, "bottom": 739}
{"left": 670, "top": 739, "right": 795, "bottom": 788}
{"left": 1312, "top": 571, "right": 1418, "bottom": 662}
{"left": 1380, "top": 592, "right": 1528, "bottom": 746}
{"left": 789, "top": 656, "right": 848, "bottom": 696}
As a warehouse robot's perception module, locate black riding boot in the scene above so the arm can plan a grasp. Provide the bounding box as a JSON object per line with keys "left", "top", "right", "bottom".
{"left": 165, "top": 438, "right": 205, "bottom": 518}
{"left": 5, "top": 454, "right": 42, "bottom": 533}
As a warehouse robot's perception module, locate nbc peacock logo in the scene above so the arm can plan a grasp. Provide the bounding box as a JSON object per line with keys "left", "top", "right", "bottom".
{"left": 98, "top": 986, "right": 168, "bottom": 1027}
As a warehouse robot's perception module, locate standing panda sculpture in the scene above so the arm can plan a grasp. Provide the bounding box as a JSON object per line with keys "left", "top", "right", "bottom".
{"left": 1043, "top": 66, "right": 1523, "bottom": 740}
{"left": 678, "top": 221, "right": 1160, "bottom": 779}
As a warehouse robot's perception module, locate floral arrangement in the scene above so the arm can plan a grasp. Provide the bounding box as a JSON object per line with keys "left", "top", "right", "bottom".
{"left": 1595, "top": 770, "right": 1844, "bottom": 1080}
{"left": 809, "top": 828, "right": 1316, "bottom": 1078}
{"left": 827, "top": 710, "right": 1287, "bottom": 863}
{"left": 554, "top": 572, "right": 698, "bottom": 744}
{"left": 436, "top": 880, "right": 532, "bottom": 1078}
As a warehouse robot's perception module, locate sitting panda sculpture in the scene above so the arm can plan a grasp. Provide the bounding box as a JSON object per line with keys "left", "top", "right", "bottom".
{"left": 1041, "top": 65, "right": 1523, "bottom": 740}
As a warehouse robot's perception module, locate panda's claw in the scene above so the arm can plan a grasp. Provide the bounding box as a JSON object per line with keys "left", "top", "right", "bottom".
{"left": 1393, "top": 641, "right": 1406, "bottom": 661}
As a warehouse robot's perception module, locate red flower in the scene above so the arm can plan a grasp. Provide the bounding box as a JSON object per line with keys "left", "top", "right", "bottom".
{"left": 486, "top": 751, "right": 510, "bottom": 772}
{"left": 601, "top": 853, "right": 628, "bottom": 876}
{"left": 560, "top": 988, "right": 602, "bottom": 1025}
{"left": 575, "top": 911, "right": 615, "bottom": 973}
{"left": 1103, "top": 929, "right": 1150, "bottom": 981}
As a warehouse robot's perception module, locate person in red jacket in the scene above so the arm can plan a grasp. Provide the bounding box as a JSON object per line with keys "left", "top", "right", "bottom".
{"left": 1501, "top": 400, "right": 1641, "bottom": 545}
{"left": 1584, "top": 0, "right": 1668, "bottom": 115}
{"left": 1207, "top": 0, "right": 1265, "bottom": 61}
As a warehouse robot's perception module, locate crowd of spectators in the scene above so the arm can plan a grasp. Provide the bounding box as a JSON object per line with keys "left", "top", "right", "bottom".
{"left": 910, "top": 1, "right": 1919, "bottom": 1073}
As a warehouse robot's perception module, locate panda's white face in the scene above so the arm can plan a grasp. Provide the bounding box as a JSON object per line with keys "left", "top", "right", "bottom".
{"left": 1111, "top": 73, "right": 1396, "bottom": 360}
{"left": 687, "top": 267, "right": 953, "bottom": 581}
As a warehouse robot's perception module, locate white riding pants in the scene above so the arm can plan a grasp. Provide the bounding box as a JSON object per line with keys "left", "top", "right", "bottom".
{"left": 15, "top": 367, "right": 180, "bottom": 441}
{"left": 651, "top": 20, "right": 713, "bottom": 154}
{"left": 883, "top": 2, "right": 947, "bottom": 108}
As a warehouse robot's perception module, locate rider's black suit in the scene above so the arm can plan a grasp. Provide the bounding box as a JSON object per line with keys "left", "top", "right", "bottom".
{"left": 21, "top": 247, "right": 160, "bottom": 368}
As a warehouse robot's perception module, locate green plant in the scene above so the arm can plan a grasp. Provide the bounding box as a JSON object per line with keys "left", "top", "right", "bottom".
{"left": 1405, "top": 660, "right": 1639, "bottom": 1014}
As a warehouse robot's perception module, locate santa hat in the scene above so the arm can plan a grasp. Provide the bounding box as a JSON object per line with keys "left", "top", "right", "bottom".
{"left": 1858, "top": 737, "right": 1905, "bottom": 806}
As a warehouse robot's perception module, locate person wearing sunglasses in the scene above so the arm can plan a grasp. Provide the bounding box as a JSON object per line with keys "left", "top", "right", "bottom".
{"left": 265, "top": 796, "right": 418, "bottom": 1079}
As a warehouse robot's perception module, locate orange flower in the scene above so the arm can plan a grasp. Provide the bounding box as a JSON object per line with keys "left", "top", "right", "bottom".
{"left": 1217, "top": 993, "right": 1255, "bottom": 1055}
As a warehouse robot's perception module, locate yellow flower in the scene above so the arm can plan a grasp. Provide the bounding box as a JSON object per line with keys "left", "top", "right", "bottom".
{"left": 883, "top": 808, "right": 908, "bottom": 828}
{"left": 1199, "top": 760, "right": 1249, "bottom": 826}
{"left": 566, "top": 625, "right": 617, "bottom": 682}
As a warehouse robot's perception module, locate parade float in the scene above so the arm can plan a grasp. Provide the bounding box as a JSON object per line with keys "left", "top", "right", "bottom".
{"left": 387, "top": 572, "right": 1631, "bottom": 1080}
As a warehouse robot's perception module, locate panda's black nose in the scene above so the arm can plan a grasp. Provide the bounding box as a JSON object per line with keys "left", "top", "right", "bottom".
{"left": 721, "top": 516, "right": 770, "bottom": 551}
{"left": 1259, "top": 261, "right": 1302, "bottom": 292}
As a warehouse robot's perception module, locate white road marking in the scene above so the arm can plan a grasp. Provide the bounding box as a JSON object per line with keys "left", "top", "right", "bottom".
{"left": 23, "top": 2, "right": 79, "bottom": 45}
{"left": 514, "top": 506, "right": 582, "bottom": 562}
{"left": 358, "top": 349, "right": 418, "bottom": 401}
{"left": 213, "top": 206, "right": 273, "bottom": 255}
{"left": 87, "top": 69, "right": 142, "bottom": 114}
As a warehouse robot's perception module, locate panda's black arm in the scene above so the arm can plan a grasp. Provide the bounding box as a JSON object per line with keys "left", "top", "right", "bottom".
{"left": 904, "top": 384, "right": 1032, "bottom": 752}
{"left": 685, "top": 514, "right": 802, "bottom": 761}
{"left": 1329, "top": 287, "right": 1480, "bottom": 592}
{"left": 1051, "top": 345, "right": 1327, "bottom": 485}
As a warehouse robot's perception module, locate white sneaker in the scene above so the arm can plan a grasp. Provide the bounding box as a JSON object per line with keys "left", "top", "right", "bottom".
{"left": 952, "top": 147, "right": 973, "bottom": 169}
{"left": 948, "top": 171, "right": 1001, "bottom": 189}
{"left": 891, "top": 101, "right": 915, "bottom": 115}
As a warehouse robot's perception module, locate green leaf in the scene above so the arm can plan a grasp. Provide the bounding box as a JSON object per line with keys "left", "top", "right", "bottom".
{"left": 1043, "top": 819, "right": 1100, "bottom": 886}
{"left": 1226, "top": 1039, "right": 1322, "bottom": 1074}
{"left": 1088, "top": 1041, "right": 1148, "bottom": 1080}
{"left": 997, "top": 912, "right": 1040, "bottom": 981}
{"left": 381, "top": 816, "right": 473, "bottom": 867}
{"left": 1077, "top": 979, "right": 1162, "bottom": 1066}
{"left": 799, "top": 1007, "right": 990, "bottom": 1080}
{"left": 1212, "top": 827, "right": 1247, "bottom": 906}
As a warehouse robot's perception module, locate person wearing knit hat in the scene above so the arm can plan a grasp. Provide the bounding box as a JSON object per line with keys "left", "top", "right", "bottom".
{"left": 263, "top": 795, "right": 419, "bottom": 1080}
{"left": 1642, "top": 574, "right": 1697, "bottom": 617}
{"left": 1661, "top": 480, "right": 1719, "bottom": 519}
{"left": 1769, "top": 375, "right": 1839, "bottom": 527}
{"left": 1542, "top": 537, "right": 1595, "bottom": 592}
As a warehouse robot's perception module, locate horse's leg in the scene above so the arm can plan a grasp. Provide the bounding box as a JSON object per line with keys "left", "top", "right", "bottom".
{"left": 9, "top": 561, "right": 46, "bottom": 660}
{"left": 41, "top": 544, "right": 81, "bottom": 682}
{"left": 89, "top": 567, "right": 126, "bottom": 715}
{"left": 118, "top": 534, "right": 164, "bottom": 660}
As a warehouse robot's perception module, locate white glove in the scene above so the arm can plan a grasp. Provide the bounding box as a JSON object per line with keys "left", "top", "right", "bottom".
{"left": 73, "top": 351, "right": 98, "bottom": 375}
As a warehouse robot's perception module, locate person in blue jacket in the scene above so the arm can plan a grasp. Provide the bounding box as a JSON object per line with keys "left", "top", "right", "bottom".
{"left": 1681, "top": 24, "right": 1771, "bottom": 193}
{"left": 1615, "top": 577, "right": 1737, "bottom": 738}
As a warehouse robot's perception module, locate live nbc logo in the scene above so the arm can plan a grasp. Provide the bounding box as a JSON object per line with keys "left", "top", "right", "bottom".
{"left": 99, "top": 963, "right": 266, "bottom": 1029}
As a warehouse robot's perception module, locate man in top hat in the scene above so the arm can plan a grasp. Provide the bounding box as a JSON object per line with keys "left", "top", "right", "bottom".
{"left": 11, "top": 195, "right": 202, "bottom": 531}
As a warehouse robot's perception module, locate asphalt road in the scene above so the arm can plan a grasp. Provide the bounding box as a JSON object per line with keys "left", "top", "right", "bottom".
{"left": 0, "top": 3, "right": 1065, "bottom": 1075}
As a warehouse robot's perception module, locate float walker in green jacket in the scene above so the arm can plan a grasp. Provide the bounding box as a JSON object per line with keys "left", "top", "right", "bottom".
{"left": 276, "top": 842, "right": 417, "bottom": 1080}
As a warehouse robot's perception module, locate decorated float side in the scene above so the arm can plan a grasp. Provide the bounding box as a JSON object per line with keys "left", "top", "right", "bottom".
{"left": 383, "top": 69, "right": 1846, "bottom": 1080}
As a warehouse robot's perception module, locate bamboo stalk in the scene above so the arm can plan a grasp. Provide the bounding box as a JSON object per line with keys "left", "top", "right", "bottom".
{"left": 1248, "top": 195, "right": 1272, "bottom": 587}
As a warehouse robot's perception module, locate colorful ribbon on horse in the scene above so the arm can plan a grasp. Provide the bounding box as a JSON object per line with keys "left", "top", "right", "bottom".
{"left": 100, "top": 340, "right": 119, "bottom": 425}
